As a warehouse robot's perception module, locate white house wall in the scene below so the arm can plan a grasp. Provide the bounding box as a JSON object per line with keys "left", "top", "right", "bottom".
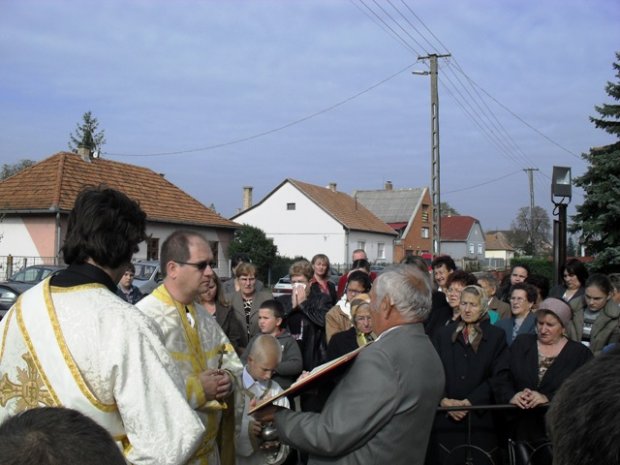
{"left": 234, "top": 183, "right": 347, "bottom": 263}
{"left": 348, "top": 230, "right": 394, "bottom": 264}
{"left": 140, "top": 223, "right": 235, "bottom": 277}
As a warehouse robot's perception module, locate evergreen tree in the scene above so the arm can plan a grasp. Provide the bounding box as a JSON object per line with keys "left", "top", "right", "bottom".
{"left": 571, "top": 52, "right": 620, "bottom": 272}
{"left": 227, "top": 224, "right": 278, "bottom": 282}
{"left": 68, "top": 111, "right": 106, "bottom": 152}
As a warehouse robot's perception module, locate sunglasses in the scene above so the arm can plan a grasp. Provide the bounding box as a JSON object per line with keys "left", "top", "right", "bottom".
{"left": 175, "top": 260, "right": 217, "bottom": 271}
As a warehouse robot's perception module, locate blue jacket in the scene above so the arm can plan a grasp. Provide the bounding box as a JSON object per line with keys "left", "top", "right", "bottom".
{"left": 495, "top": 312, "right": 537, "bottom": 346}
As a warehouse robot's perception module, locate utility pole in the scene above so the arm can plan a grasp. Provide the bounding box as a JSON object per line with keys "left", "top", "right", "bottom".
{"left": 416, "top": 53, "right": 450, "bottom": 257}
{"left": 523, "top": 168, "right": 539, "bottom": 255}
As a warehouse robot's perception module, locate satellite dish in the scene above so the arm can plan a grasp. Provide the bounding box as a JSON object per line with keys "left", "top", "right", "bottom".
{"left": 92, "top": 149, "right": 101, "bottom": 159}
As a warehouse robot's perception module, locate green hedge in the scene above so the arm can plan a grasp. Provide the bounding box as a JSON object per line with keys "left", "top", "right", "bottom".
{"left": 510, "top": 257, "right": 554, "bottom": 281}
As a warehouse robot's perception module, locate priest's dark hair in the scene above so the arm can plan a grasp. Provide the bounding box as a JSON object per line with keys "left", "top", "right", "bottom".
{"left": 61, "top": 187, "right": 147, "bottom": 269}
{"left": 0, "top": 407, "right": 126, "bottom": 465}
{"left": 547, "top": 346, "right": 620, "bottom": 465}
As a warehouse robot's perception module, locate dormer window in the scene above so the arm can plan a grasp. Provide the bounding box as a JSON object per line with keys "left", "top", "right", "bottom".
{"left": 287, "top": 203, "right": 296, "bottom": 210}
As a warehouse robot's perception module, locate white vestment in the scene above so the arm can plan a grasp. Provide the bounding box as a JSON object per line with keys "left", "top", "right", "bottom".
{"left": 237, "top": 367, "right": 290, "bottom": 465}
{"left": 0, "top": 279, "right": 205, "bottom": 465}
{"left": 136, "top": 285, "right": 243, "bottom": 465}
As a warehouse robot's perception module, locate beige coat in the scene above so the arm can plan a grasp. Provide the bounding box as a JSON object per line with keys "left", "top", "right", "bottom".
{"left": 325, "top": 303, "right": 352, "bottom": 343}
{"left": 568, "top": 296, "right": 620, "bottom": 354}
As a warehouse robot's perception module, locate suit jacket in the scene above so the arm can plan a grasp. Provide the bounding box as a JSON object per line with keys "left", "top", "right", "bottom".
{"left": 274, "top": 324, "right": 445, "bottom": 465}
{"left": 495, "top": 312, "right": 537, "bottom": 346}
{"left": 229, "top": 289, "right": 273, "bottom": 348}
{"left": 488, "top": 297, "right": 511, "bottom": 320}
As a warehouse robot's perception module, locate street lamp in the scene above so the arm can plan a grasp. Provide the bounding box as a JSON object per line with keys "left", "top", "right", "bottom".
{"left": 551, "top": 166, "right": 572, "bottom": 285}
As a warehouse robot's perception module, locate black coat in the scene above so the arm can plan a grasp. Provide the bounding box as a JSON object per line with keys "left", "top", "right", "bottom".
{"left": 310, "top": 280, "right": 338, "bottom": 306}
{"left": 424, "top": 290, "right": 454, "bottom": 341}
{"left": 428, "top": 319, "right": 511, "bottom": 465}
{"left": 326, "top": 327, "right": 357, "bottom": 361}
{"left": 504, "top": 333, "right": 593, "bottom": 442}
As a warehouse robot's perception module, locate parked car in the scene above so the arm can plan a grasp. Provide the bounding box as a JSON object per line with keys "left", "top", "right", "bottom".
{"left": 0, "top": 282, "right": 30, "bottom": 320}
{"left": 133, "top": 260, "right": 163, "bottom": 295}
{"left": 272, "top": 275, "right": 292, "bottom": 298}
{"left": 7, "top": 264, "right": 66, "bottom": 285}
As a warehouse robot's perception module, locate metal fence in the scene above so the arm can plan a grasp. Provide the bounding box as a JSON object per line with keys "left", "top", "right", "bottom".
{"left": 0, "top": 256, "right": 59, "bottom": 281}
{"left": 436, "top": 404, "right": 552, "bottom": 465}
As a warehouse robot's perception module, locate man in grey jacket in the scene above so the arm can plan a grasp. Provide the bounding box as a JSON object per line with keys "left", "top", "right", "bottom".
{"left": 254, "top": 265, "right": 445, "bottom": 465}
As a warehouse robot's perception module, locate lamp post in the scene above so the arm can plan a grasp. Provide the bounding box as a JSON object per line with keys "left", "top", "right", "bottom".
{"left": 551, "top": 166, "right": 572, "bottom": 286}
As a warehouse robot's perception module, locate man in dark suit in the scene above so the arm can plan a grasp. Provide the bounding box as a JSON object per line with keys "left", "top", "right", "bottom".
{"left": 254, "top": 265, "right": 445, "bottom": 465}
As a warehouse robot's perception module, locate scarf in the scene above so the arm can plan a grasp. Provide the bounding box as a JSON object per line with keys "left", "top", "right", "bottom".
{"left": 451, "top": 312, "right": 490, "bottom": 353}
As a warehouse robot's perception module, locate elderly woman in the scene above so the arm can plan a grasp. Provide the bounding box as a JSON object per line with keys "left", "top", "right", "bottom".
{"left": 504, "top": 298, "right": 592, "bottom": 462}
{"left": 325, "top": 271, "right": 372, "bottom": 343}
{"left": 425, "top": 270, "right": 477, "bottom": 341}
{"left": 229, "top": 262, "right": 273, "bottom": 351}
{"left": 326, "top": 293, "right": 374, "bottom": 360}
{"left": 568, "top": 273, "right": 620, "bottom": 354}
{"left": 198, "top": 271, "right": 245, "bottom": 354}
{"left": 309, "top": 253, "right": 338, "bottom": 305}
{"left": 496, "top": 283, "right": 538, "bottom": 346}
{"left": 428, "top": 285, "right": 510, "bottom": 465}
{"left": 549, "top": 258, "right": 589, "bottom": 304}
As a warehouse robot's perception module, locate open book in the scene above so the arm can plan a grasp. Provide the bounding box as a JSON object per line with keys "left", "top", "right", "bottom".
{"left": 248, "top": 343, "right": 370, "bottom": 414}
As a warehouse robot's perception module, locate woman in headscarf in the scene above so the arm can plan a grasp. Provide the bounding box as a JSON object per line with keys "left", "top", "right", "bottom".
{"left": 428, "top": 285, "right": 510, "bottom": 465}
{"left": 326, "top": 293, "right": 374, "bottom": 360}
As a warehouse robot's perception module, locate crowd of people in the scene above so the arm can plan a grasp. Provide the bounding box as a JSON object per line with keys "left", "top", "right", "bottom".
{"left": 0, "top": 186, "right": 618, "bottom": 465}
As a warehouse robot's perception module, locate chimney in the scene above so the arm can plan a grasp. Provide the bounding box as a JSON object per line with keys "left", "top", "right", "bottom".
{"left": 328, "top": 182, "right": 337, "bottom": 192}
{"left": 385, "top": 180, "right": 393, "bottom": 191}
{"left": 243, "top": 186, "right": 253, "bottom": 210}
{"left": 77, "top": 144, "right": 91, "bottom": 162}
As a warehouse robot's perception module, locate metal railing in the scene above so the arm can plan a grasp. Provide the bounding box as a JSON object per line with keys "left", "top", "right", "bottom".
{"left": 435, "top": 404, "right": 552, "bottom": 465}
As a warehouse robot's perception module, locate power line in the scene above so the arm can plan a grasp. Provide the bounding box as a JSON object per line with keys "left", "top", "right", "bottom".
{"left": 106, "top": 63, "right": 415, "bottom": 157}
{"left": 443, "top": 169, "right": 522, "bottom": 194}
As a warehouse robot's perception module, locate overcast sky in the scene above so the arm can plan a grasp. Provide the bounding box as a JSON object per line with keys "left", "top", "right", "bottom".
{"left": 1, "top": 0, "right": 618, "bottom": 232}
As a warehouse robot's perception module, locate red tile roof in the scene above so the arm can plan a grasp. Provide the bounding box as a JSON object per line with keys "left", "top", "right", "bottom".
{"left": 0, "top": 152, "right": 238, "bottom": 229}
{"left": 440, "top": 216, "right": 479, "bottom": 241}
{"left": 289, "top": 179, "right": 396, "bottom": 235}
{"left": 485, "top": 231, "right": 515, "bottom": 251}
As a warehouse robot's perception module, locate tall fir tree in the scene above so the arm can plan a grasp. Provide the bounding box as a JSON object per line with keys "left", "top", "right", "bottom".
{"left": 68, "top": 111, "right": 106, "bottom": 152}
{"left": 571, "top": 52, "right": 620, "bottom": 272}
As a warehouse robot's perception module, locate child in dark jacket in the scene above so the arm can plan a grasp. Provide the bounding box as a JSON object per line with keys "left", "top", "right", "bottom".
{"left": 242, "top": 299, "right": 303, "bottom": 390}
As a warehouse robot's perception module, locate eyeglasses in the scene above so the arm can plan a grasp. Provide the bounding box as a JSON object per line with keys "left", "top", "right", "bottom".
{"left": 355, "top": 316, "right": 372, "bottom": 322}
{"left": 510, "top": 297, "right": 526, "bottom": 302}
{"left": 176, "top": 260, "right": 216, "bottom": 271}
{"left": 347, "top": 289, "right": 363, "bottom": 296}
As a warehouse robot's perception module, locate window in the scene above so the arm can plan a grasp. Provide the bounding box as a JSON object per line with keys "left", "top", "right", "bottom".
{"left": 477, "top": 244, "right": 483, "bottom": 255}
{"left": 421, "top": 227, "right": 429, "bottom": 239}
{"left": 377, "top": 243, "right": 385, "bottom": 259}
{"left": 357, "top": 241, "right": 366, "bottom": 251}
{"left": 422, "top": 204, "right": 429, "bottom": 223}
{"left": 286, "top": 203, "right": 296, "bottom": 210}
{"left": 147, "top": 237, "right": 159, "bottom": 260}
{"left": 468, "top": 243, "right": 475, "bottom": 255}
{"left": 210, "top": 241, "right": 219, "bottom": 269}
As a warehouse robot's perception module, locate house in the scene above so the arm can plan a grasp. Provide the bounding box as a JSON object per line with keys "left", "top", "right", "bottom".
{"left": 484, "top": 231, "right": 515, "bottom": 270}
{"left": 0, "top": 150, "right": 239, "bottom": 279}
{"left": 230, "top": 179, "right": 397, "bottom": 267}
{"left": 440, "top": 216, "right": 485, "bottom": 269}
{"left": 353, "top": 181, "right": 432, "bottom": 263}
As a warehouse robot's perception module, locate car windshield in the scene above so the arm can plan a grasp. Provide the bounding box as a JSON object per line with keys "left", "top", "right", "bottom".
{"left": 134, "top": 263, "right": 157, "bottom": 281}
{"left": 10, "top": 268, "right": 47, "bottom": 283}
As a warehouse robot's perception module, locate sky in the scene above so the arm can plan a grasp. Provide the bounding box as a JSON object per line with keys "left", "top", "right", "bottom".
{"left": 1, "top": 0, "right": 619, "bottom": 232}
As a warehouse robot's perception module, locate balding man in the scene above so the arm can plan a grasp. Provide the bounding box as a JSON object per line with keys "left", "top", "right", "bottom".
{"left": 137, "top": 230, "right": 243, "bottom": 465}
{"left": 254, "top": 265, "right": 445, "bottom": 465}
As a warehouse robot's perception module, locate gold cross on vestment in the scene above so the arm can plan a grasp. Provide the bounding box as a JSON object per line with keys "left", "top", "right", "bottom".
{"left": 0, "top": 352, "right": 54, "bottom": 410}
